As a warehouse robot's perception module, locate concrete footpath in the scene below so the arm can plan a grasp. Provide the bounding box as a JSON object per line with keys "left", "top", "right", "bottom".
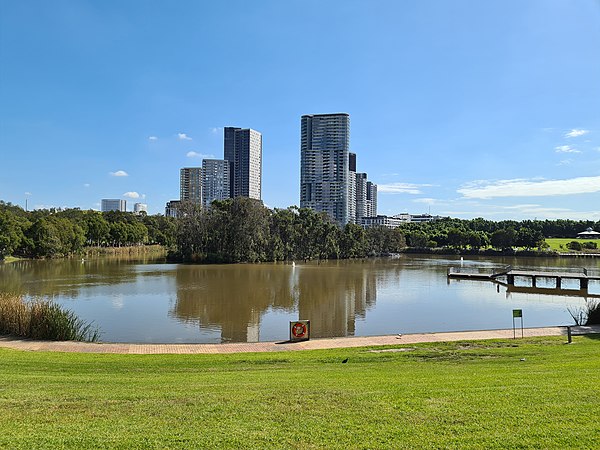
{"left": 1, "top": 325, "right": 598, "bottom": 355}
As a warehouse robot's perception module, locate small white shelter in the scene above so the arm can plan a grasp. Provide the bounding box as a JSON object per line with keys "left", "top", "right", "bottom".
{"left": 577, "top": 227, "right": 600, "bottom": 239}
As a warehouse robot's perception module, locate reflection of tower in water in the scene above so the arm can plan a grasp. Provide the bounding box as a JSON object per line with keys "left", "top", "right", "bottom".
{"left": 170, "top": 261, "right": 385, "bottom": 342}
{"left": 296, "top": 262, "right": 379, "bottom": 338}
{"left": 171, "top": 265, "right": 295, "bottom": 343}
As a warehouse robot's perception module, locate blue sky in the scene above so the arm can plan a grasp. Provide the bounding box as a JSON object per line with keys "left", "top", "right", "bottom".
{"left": 1, "top": 0, "right": 599, "bottom": 219}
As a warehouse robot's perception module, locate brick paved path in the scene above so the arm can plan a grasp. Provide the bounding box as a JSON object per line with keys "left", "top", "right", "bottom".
{"left": 0, "top": 325, "right": 598, "bottom": 354}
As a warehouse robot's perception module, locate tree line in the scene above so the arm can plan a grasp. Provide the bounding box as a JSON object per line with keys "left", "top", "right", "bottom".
{"left": 174, "top": 198, "right": 406, "bottom": 263}
{"left": 2, "top": 198, "right": 599, "bottom": 261}
{"left": 399, "top": 217, "right": 600, "bottom": 251}
{"left": 0, "top": 201, "right": 176, "bottom": 258}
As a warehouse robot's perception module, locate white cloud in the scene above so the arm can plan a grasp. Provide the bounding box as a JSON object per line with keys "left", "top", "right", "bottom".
{"left": 378, "top": 182, "right": 432, "bottom": 194}
{"left": 25, "top": 192, "right": 32, "bottom": 196}
{"left": 123, "top": 192, "right": 140, "bottom": 199}
{"left": 148, "top": 136, "right": 158, "bottom": 141}
{"left": 413, "top": 198, "right": 438, "bottom": 205}
{"left": 555, "top": 145, "right": 580, "bottom": 153}
{"left": 84, "top": 183, "right": 90, "bottom": 188}
{"left": 458, "top": 176, "right": 600, "bottom": 199}
{"left": 110, "top": 170, "right": 128, "bottom": 177}
{"left": 186, "top": 151, "right": 214, "bottom": 159}
{"left": 565, "top": 129, "right": 589, "bottom": 138}
{"left": 557, "top": 159, "right": 572, "bottom": 166}
{"left": 178, "top": 133, "right": 192, "bottom": 141}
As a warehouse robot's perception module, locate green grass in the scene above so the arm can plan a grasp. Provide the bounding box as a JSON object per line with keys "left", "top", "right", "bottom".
{"left": 545, "top": 238, "right": 599, "bottom": 252}
{"left": 0, "top": 336, "right": 599, "bottom": 449}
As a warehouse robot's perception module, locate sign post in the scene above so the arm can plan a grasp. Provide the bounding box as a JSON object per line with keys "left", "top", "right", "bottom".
{"left": 290, "top": 320, "right": 310, "bottom": 342}
{"left": 512, "top": 309, "right": 523, "bottom": 339}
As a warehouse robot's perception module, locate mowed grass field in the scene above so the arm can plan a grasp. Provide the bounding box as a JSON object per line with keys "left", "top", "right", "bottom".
{"left": 1, "top": 336, "right": 599, "bottom": 449}
{"left": 545, "top": 238, "right": 599, "bottom": 252}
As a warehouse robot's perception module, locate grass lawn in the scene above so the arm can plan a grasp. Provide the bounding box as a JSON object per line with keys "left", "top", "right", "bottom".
{"left": 1, "top": 336, "right": 599, "bottom": 449}
{"left": 545, "top": 238, "right": 599, "bottom": 252}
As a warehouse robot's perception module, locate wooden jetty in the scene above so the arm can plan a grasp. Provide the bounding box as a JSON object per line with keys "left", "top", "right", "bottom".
{"left": 448, "top": 265, "right": 600, "bottom": 290}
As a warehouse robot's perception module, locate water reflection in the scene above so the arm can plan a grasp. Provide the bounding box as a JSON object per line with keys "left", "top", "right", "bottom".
{"left": 170, "top": 261, "right": 390, "bottom": 342}
{"left": 1, "top": 255, "right": 598, "bottom": 343}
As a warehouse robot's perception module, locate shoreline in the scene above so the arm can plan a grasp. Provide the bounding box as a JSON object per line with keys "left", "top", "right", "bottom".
{"left": 1, "top": 325, "right": 599, "bottom": 354}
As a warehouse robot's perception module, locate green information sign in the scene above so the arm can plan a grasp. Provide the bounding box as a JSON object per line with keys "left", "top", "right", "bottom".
{"left": 513, "top": 309, "right": 522, "bottom": 318}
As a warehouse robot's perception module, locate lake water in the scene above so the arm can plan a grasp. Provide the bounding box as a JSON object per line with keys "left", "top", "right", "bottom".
{"left": 1, "top": 255, "right": 599, "bottom": 343}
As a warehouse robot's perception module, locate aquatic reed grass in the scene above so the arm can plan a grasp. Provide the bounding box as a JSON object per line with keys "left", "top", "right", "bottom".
{"left": 0, "top": 293, "right": 99, "bottom": 342}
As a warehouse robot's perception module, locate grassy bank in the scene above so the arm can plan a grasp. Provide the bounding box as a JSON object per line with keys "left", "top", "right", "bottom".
{"left": 545, "top": 238, "right": 600, "bottom": 253}
{"left": 83, "top": 244, "right": 167, "bottom": 257}
{"left": 0, "top": 256, "right": 22, "bottom": 263}
{"left": 0, "top": 336, "right": 598, "bottom": 449}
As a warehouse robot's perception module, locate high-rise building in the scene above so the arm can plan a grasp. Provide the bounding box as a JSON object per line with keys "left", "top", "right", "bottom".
{"left": 366, "top": 181, "right": 377, "bottom": 217}
{"left": 355, "top": 173, "right": 368, "bottom": 221}
{"left": 356, "top": 174, "right": 378, "bottom": 221}
{"left": 300, "top": 113, "right": 351, "bottom": 225}
{"left": 202, "top": 159, "right": 230, "bottom": 209}
{"left": 348, "top": 152, "right": 356, "bottom": 173}
{"left": 348, "top": 152, "right": 357, "bottom": 224}
{"left": 224, "top": 127, "right": 262, "bottom": 200}
{"left": 101, "top": 199, "right": 126, "bottom": 212}
{"left": 180, "top": 167, "right": 203, "bottom": 204}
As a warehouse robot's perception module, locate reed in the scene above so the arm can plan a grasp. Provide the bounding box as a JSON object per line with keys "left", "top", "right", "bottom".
{"left": 0, "top": 293, "right": 100, "bottom": 342}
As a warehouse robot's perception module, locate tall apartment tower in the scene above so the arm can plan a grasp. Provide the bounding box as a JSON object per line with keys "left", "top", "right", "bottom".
{"left": 366, "top": 181, "right": 377, "bottom": 217}
{"left": 348, "top": 152, "right": 357, "bottom": 224}
{"left": 180, "top": 167, "right": 203, "bottom": 204}
{"left": 355, "top": 173, "right": 368, "bottom": 221}
{"left": 202, "top": 159, "right": 230, "bottom": 209}
{"left": 224, "top": 127, "right": 262, "bottom": 200}
{"left": 356, "top": 173, "right": 378, "bottom": 221}
{"left": 300, "top": 113, "right": 351, "bottom": 225}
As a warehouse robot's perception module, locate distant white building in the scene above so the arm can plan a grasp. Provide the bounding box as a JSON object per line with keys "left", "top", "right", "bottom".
{"left": 360, "top": 215, "right": 404, "bottom": 229}
{"left": 409, "top": 214, "right": 442, "bottom": 223}
{"left": 133, "top": 203, "right": 148, "bottom": 215}
{"left": 101, "top": 199, "right": 126, "bottom": 212}
{"left": 578, "top": 227, "right": 600, "bottom": 239}
{"left": 360, "top": 213, "right": 444, "bottom": 229}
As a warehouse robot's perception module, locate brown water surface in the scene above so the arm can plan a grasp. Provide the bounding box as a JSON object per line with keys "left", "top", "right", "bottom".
{"left": 1, "top": 255, "right": 598, "bottom": 343}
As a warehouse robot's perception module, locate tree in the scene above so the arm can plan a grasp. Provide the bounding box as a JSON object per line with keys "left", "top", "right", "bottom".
{"left": 516, "top": 228, "right": 544, "bottom": 249}
{"left": 85, "top": 212, "right": 110, "bottom": 246}
{"left": 0, "top": 209, "right": 25, "bottom": 258}
{"left": 447, "top": 228, "right": 468, "bottom": 249}
{"left": 490, "top": 228, "right": 517, "bottom": 250}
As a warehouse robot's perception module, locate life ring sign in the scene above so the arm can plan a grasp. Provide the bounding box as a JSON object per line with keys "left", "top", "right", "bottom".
{"left": 289, "top": 320, "right": 310, "bottom": 342}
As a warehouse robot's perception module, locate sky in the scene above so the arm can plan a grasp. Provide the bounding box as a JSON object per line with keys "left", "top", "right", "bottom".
{"left": 1, "top": 0, "right": 599, "bottom": 220}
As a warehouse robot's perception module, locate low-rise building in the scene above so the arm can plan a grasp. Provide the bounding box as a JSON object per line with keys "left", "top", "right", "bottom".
{"left": 165, "top": 200, "right": 181, "bottom": 218}
{"left": 101, "top": 199, "right": 126, "bottom": 212}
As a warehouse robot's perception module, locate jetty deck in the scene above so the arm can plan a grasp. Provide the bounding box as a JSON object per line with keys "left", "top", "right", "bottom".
{"left": 448, "top": 265, "right": 600, "bottom": 290}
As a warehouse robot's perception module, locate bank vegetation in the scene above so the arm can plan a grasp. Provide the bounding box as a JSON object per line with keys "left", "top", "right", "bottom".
{"left": 0, "top": 293, "right": 99, "bottom": 341}
{"left": 2, "top": 199, "right": 600, "bottom": 262}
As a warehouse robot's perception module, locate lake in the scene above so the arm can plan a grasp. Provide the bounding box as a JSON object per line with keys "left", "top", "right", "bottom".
{"left": 1, "top": 255, "right": 599, "bottom": 343}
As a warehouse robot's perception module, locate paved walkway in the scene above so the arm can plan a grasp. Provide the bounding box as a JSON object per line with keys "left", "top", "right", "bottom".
{"left": 1, "top": 325, "right": 598, "bottom": 354}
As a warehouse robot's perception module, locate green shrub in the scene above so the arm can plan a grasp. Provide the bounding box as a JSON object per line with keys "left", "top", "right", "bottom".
{"left": 567, "top": 241, "right": 582, "bottom": 251}
{"left": 586, "top": 301, "right": 600, "bottom": 325}
{"left": 568, "top": 300, "right": 600, "bottom": 326}
{"left": 582, "top": 241, "right": 598, "bottom": 250}
{"left": 0, "top": 294, "right": 99, "bottom": 342}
